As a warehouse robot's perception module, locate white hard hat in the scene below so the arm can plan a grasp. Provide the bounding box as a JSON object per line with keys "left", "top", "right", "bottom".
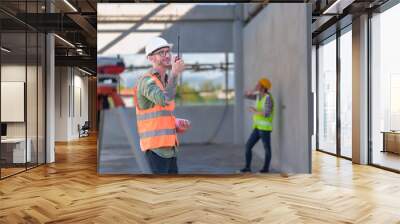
{"left": 145, "top": 37, "right": 173, "bottom": 56}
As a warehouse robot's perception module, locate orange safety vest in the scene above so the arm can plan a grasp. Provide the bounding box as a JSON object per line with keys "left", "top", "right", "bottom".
{"left": 134, "top": 73, "right": 178, "bottom": 151}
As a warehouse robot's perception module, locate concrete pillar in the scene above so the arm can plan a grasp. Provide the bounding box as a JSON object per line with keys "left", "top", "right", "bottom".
{"left": 352, "top": 14, "right": 369, "bottom": 164}
{"left": 46, "top": 1, "right": 55, "bottom": 163}
{"left": 233, "top": 4, "right": 245, "bottom": 144}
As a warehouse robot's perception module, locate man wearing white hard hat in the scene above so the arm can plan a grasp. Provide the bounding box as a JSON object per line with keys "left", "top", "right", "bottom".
{"left": 134, "top": 37, "right": 190, "bottom": 174}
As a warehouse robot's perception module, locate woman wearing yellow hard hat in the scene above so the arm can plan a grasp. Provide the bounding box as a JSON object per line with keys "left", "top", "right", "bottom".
{"left": 240, "top": 77, "right": 274, "bottom": 173}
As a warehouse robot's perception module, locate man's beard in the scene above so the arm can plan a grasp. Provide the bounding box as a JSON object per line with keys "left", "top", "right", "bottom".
{"left": 158, "top": 60, "right": 172, "bottom": 69}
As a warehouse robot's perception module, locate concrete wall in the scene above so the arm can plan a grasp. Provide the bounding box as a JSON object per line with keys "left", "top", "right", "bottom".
{"left": 175, "top": 105, "right": 234, "bottom": 144}
{"left": 97, "top": 4, "right": 235, "bottom": 55}
{"left": 98, "top": 105, "right": 235, "bottom": 174}
{"left": 158, "top": 21, "right": 233, "bottom": 54}
{"left": 98, "top": 20, "right": 234, "bottom": 56}
{"left": 102, "top": 105, "right": 234, "bottom": 145}
{"left": 99, "top": 105, "right": 234, "bottom": 149}
{"left": 243, "top": 4, "right": 311, "bottom": 173}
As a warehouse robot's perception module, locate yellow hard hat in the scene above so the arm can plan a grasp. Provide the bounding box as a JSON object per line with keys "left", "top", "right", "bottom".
{"left": 259, "top": 78, "right": 271, "bottom": 90}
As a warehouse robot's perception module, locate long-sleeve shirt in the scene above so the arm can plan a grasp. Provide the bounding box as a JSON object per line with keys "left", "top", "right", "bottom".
{"left": 245, "top": 93, "right": 273, "bottom": 117}
{"left": 137, "top": 69, "right": 178, "bottom": 109}
{"left": 136, "top": 68, "right": 178, "bottom": 158}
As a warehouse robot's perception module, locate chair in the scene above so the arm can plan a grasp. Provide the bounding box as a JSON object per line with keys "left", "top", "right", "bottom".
{"left": 78, "top": 121, "right": 90, "bottom": 138}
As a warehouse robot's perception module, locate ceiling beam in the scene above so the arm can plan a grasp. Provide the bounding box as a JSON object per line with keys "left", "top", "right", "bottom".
{"left": 55, "top": 55, "right": 96, "bottom": 71}
{"left": 68, "top": 14, "right": 97, "bottom": 46}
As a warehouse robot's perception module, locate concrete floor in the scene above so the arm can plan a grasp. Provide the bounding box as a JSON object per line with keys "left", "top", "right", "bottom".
{"left": 99, "top": 143, "right": 268, "bottom": 174}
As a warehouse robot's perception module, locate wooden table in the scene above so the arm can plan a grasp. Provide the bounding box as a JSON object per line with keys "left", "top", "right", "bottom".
{"left": 382, "top": 131, "right": 400, "bottom": 154}
{"left": 1, "top": 138, "right": 32, "bottom": 164}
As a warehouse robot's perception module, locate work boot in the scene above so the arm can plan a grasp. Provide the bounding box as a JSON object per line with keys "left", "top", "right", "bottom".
{"left": 258, "top": 169, "right": 269, "bottom": 173}
{"left": 239, "top": 167, "right": 251, "bottom": 173}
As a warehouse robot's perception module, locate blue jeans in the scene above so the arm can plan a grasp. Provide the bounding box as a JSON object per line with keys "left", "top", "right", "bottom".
{"left": 145, "top": 150, "right": 178, "bottom": 174}
{"left": 244, "top": 129, "right": 272, "bottom": 171}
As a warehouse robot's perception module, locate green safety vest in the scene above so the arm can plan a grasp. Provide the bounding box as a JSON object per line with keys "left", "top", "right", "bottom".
{"left": 252, "top": 93, "right": 274, "bottom": 131}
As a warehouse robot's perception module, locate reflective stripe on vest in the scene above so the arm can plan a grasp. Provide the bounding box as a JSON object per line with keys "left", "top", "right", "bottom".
{"left": 135, "top": 73, "right": 178, "bottom": 151}
{"left": 136, "top": 110, "right": 172, "bottom": 121}
{"left": 139, "top": 128, "right": 176, "bottom": 139}
{"left": 137, "top": 116, "right": 176, "bottom": 133}
{"left": 252, "top": 94, "right": 274, "bottom": 131}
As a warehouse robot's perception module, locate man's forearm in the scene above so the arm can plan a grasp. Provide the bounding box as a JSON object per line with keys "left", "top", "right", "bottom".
{"left": 164, "top": 75, "right": 178, "bottom": 101}
{"left": 140, "top": 77, "right": 167, "bottom": 106}
{"left": 245, "top": 94, "right": 257, "bottom": 100}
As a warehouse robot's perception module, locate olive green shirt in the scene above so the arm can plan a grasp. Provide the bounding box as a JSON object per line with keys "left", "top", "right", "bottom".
{"left": 136, "top": 68, "right": 178, "bottom": 158}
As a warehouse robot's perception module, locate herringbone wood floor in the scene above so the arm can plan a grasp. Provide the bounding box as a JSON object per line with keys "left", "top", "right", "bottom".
{"left": 1, "top": 135, "right": 400, "bottom": 224}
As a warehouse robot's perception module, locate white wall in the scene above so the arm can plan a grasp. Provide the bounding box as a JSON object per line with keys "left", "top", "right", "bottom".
{"left": 55, "top": 67, "right": 69, "bottom": 141}
{"left": 1, "top": 65, "right": 26, "bottom": 139}
{"left": 1, "top": 64, "right": 46, "bottom": 164}
{"left": 55, "top": 67, "right": 89, "bottom": 141}
{"left": 71, "top": 74, "right": 89, "bottom": 138}
{"left": 1, "top": 65, "right": 37, "bottom": 138}
{"left": 243, "top": 4, "right": 311, "bottom": 173}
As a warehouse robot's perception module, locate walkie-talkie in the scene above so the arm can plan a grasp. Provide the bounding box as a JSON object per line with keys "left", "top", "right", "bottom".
{"left": 175, "top": 33, "right": 180, "bottom": 62}
{"left": 175, "top": 8, "right": 181, "bottom": 63}
{"left": 178, "top": 34, "right": 180, "bottom": 58}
